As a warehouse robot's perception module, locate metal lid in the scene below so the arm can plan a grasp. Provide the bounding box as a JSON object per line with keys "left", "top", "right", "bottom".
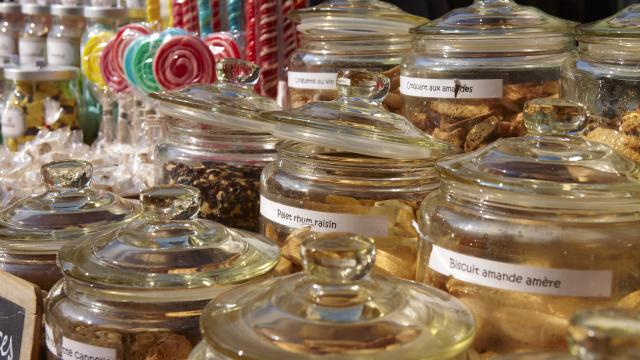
{"left": 4, "top": 65, "right": 78, "bottom": 81}
{"left": 0, "top": 3, "right": 22, "bottom": 14}
{"left": 50, "top": 4, "right": 83, "bottom": 17}
{"left": 199, "top": 231, "right": 476, "bottom": 359}
{"left": 577, "top": 4, "right": 640, "bottom": 38}
{"left": 58, "top": 185, "right": 279, "bottom": 300}
{"left": 0, "top": 160, "right": 141, "bottom": 254}
{"left": 21, "top": 3, "right": 50, "bottom": 15}
{"left": 83, "top": 6, "right": 145, "bottom": 20}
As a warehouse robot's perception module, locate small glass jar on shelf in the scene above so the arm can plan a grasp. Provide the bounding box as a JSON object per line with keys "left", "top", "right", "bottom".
{"left": 0, "top": 2, "right": 23, "bottom": 65}
{"left": 188, "top": 231, "right": 476, "bottom": 360}
{"left": 401, "top": 0, "right": 575, "bottom": 152}
{"left": 0, "top": 160, "right": 140, "bottom": 291}
{"left": 45, "top": 184, "right": 280, "bottom": 360}
{"left": 287, "top": 0, "right": 425, "bottom": 114}
{"left": 47, "top": 5, "right": 84, "bottom": 66}
{"left": 19, "top": 3, "right": 51, "bottom": 66}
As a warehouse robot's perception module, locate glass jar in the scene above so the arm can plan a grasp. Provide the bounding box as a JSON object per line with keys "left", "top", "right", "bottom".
{"left": 561, "top": 5, "right": 640, "bottom": 163}
{"left": 287, "top": 0, "right": 425, "bottom": 114}
{"left": 44, "top": 184, "right": 279, "bottom": 360}
{"left": 20, "top": 4, "right": 51, "bottom": 66}
{"left": 152, "top": 59, "right": 280, "bottom": 232}
{"left": 258, "top": 70, "right": 452, "bottom": 279}
{"left": 402, "top": 0, "right": 575, "bottom": 152}
{"left": 47, "top": 5, "right": 84, "bottom": 66}
{"left": 1, "top": 65, "right": 79, "bottom": 151}
{"left": 189, "top": 231, "right": 476, "bottom": 360}
{"left": 416, "top": 135, "right": 640, "bottom": 355}
{"left": 495, "top": 308, "right": 640, "bottom": 359}
{"left": 0, "top": 3, "right": 22, "bottom": 65}
{"left": 0, "top": 160, "right": 140, "bottom": 291}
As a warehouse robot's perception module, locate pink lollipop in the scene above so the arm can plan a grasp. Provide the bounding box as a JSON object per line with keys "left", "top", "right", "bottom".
{"left": 100, "top": 40, "right": 129, "bottom": 93}
{"left": 153, "top": 35, "right": 216, "bottom": 90}
{"left": 112, "top": 24, "right": 151, "bottom": 86}
{"left": 203, "top": 32, "right": 241, "bottom": 61}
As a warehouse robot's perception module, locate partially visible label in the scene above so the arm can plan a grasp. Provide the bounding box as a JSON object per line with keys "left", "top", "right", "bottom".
{"left": 288, "top": 71, "right": 337, "bottom": 90}
{"left": 0, "top": 295, "right": 25, "bottom": 360}
{"left": 19, "top": 38, "right": 46, "bottom": 65}
{"left": 0, "top": 34, "right": 17, "bottom": 58}
{"left": 1, "top": 107, "right": 25, "bottom": 138}
{"left": 44, "top": 99, "right": 62, "bottom": 126}
{"left": 400, "top": 76, "right": 503, "bottom": 99}
{"left": 428, "top": 245, "right": 613, "bottom": 297}
{"left": 260, "top": 195, "right": 389, "bottom": 237}
{"left": 47, "top": 39, "right": 77, "bottom": 66}
{"left": 62, "top": 337, "right": 116, "bottom": 360}
{"left": 45, "top": 322, "right": 56, "bottom": 356}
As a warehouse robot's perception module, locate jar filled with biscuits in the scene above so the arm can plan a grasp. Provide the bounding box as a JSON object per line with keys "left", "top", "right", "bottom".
{"left": 45, "top": 184, "right": 279, "bottom": 360}
{"left": 287, "top": 0, "right": 425, "bottom": 114}
{"left": 0, "top": 160, "right": 141, "bottom": 291}
{"left": 561, "top": 4, "right": 640, "bottom": 163}
{"left": 402, "top": 0, "right": 575, "bottom": 152}
{"left": 152, "top": 59, "right": 280, "bottom": 232}
{"left": 189, "top": 232, "right": 476, "bottom": 360}
{"left": 416, "top": 134, "right": 640, "bottom": 356}
{"left": 259, "top": 70, "right": 452, "bottom": 279}
{"left": 1, "top": 65, "right": 79, "bottom": 151}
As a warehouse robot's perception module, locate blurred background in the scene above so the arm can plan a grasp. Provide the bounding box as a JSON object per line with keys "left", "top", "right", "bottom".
{"left": 310, "top": 0, "right": 639, "bottom": 23}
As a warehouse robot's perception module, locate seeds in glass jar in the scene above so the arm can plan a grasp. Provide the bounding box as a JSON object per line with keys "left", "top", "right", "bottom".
{"left": 163, "top": 161, "right": 262, "bottom": 231}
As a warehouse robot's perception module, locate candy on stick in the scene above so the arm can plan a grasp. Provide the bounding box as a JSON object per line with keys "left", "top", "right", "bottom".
{"left": 226, "top": 0, "right": 241, "bottom": 31}
{"left": 146, "top": 0, "right": 162, "bottom": 30}
{"left": 257, "top": 0, "right": 278, "bottom": 97}
{"left": 181, "top": 0, "right": 200, "bottom": 34}
{"left": 203, "top": 32, "right": 241, "bottom": 61}
{"left": 244, "top": 0, "right": 256, "bottom": 62}
{"left": 153, "top": 34, "right": 216, "bottom": 90}
{"left": 172, "top": 0, "right": 184, "bottom": 29}
{"left": 211, "top": 0, "right": 221, "bottom": 32}
{"left": 112, "top": 24, "right": 152, "bottom": 89}
{"left": 198, "top": 0, "right": 212, "bottom": 35}
{"left": 100, "top": 40, "right": 130, "bottom": 94}
{"left": 82, "top": 31, "right": 114, "bottom": 88}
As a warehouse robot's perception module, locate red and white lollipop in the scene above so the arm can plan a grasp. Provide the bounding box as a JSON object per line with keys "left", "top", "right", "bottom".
{"left": 153, "top": 34, "right": 216, "bottom": 90}
{"left": 203, "top": 32, "right": 241, "bottom": 61}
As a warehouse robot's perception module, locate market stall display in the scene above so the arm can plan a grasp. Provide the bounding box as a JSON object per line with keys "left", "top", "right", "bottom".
{"left": 0, "top": 159, "right": 140, "bottom": 291}
{"left": 188, "top": 231, "right": 476, "bottom": 360}
{"left": 401, "top": 0, "right": 575, "bottom": 152}
{"left": 44, "top": 184, "right": 279, "bottom": 359}
{"left": 152, "top": 58, "right": 279, "bottom": 231}
{"left": 561, "top": 4, "right": 640, "bottom": 163}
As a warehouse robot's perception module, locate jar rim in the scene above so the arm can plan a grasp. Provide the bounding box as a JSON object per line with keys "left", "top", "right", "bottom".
{"left": 166, "top": 116, "right": 276, "bottom": 141}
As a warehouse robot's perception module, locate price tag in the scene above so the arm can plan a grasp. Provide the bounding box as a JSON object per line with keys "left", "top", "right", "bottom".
{"left": 0, "top": 271, "right": 43, "bottom": 360}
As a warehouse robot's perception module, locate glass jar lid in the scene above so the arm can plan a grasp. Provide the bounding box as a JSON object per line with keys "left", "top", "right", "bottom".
{"left": 577, "top": 4, "right": 640, "bottom": 38}
{"left": 263, "top": 69, "right": 452, "bottom": 159}
{"left": 0, "top": 160, "right": 140, "bottom": 251}
{"left": 57, "top": 185, "right": 279, "bottom": 298}
{"left": 151, "top": 58, "right": 281, "bottom": 133}
{"left": 51, "top": 4, "right": 83, "bottom": 17}
{"left": 21, "top": 4, "right": 50, "bottom": 15}
{"left": 0, "top": 3, "right": 22, "bottom": 14}
{"left": 290, "top": 0, "right": 426, "bottom": 36}
{"left": 437, "top": 135, "right": 640, "bottom": 206}
{"left": 200, "top": 231, "right": 475, "bottom": 359}
{"left": 83, "top": 6, "right": 144, "bottom": 20}
{"left": 4, "top": 65, "right": 78, "bottom": 81}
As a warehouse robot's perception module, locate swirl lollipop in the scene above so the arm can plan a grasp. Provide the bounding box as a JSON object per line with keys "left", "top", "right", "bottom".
{"left": 112, "top": 24, "right": 152, "bottom": 90}
{"left": 82, "top": 31, "right": 114, "bottom": 88}
{"left": 203, "top": 32, "right": 241, "bottom": 61}
{"left": 153, "top": 34, "right": 216, "bottom": 90}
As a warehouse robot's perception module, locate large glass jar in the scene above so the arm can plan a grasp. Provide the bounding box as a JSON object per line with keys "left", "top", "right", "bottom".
{"left": 45, "top": 184, "right": 279, "bottom": 360}
{"left": 287, "top": 0, "right": 425, "bottom": 114}
{"left": 47, "top": 5, "right": 84, "bottom": 66}
{"left": 259, "top": 70, "right": 452, "bottom": 279}
{"left": 402, "top": 0, "right": 575, "bottom": 152}
{"left": 0, "top": 160, "right": 140, "bottom": 291}
{"left": 20, "top": 4, "right": 51, "bottom": 66}
{"left": 189, "top": 232, "right": 476, "bottom": 360}
{"left": 416, "top": 135, "right": 640, "bottom": 356}
{"left": 152, "top": 59, "right": 280, "bottom": 232}
{"left": 0, "top": 3, "right": 22, "bottom": 65}
{"left": 561, "top": 5, "right": 640, "bottom": 163}
{"left": 1, "top": 65, "right": 80, "bottom": 151}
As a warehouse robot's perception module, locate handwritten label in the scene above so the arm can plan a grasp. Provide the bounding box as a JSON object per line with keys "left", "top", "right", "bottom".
{"left": 1, "top": 107, "right": 25, "bottom": 138}
{"left": 288, "top": 72, "right": 337, "bottom": 90}
{"left": 47, "top": 38, "right": 77, "bottom": 66}
{"left": 400, "top": 77, "right": 503, "bottom": 99}
{"left": 0, "top": 296, "right": 23, "bottom": 360}
{"left": 18, "top": 38, "right": 46, "bottom": 65}
{"left": 260, "top": 195, "right": 389, "bottom": 237}
{"left": 429, "top": 245, "right": 613, "bottom": 297}
{"left": 62, "top": 337, "right": 116, "bottom": 360}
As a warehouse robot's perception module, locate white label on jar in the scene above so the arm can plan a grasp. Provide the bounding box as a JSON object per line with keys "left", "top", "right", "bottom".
{"left": 45, "top": 322, "right": 57, "bottom": 356}
{"left": 260, "top": 195, "right": 389, "bottom": 237}
{"left": 288, "top": 71, "right": 338, "bottom": 90}
{"left": 400, "top": 76, "right": 503, "bottom": 99}
{"left": 47, "top": 38, "right": 77, "bottom": 66}
{"left": 1, "top": 107, "right": 25, "bottom": 138}
{"left": 19, "top": 38, "right": 46, "bottom": 65}
{"left": 0, "top": 34, "right": 17, "bottom": 58}
{"left": 428, "top": 245, "right": 613, "bottom": 297}
{"left": 61, "top": 337, "right": 117, "bottom": 360}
